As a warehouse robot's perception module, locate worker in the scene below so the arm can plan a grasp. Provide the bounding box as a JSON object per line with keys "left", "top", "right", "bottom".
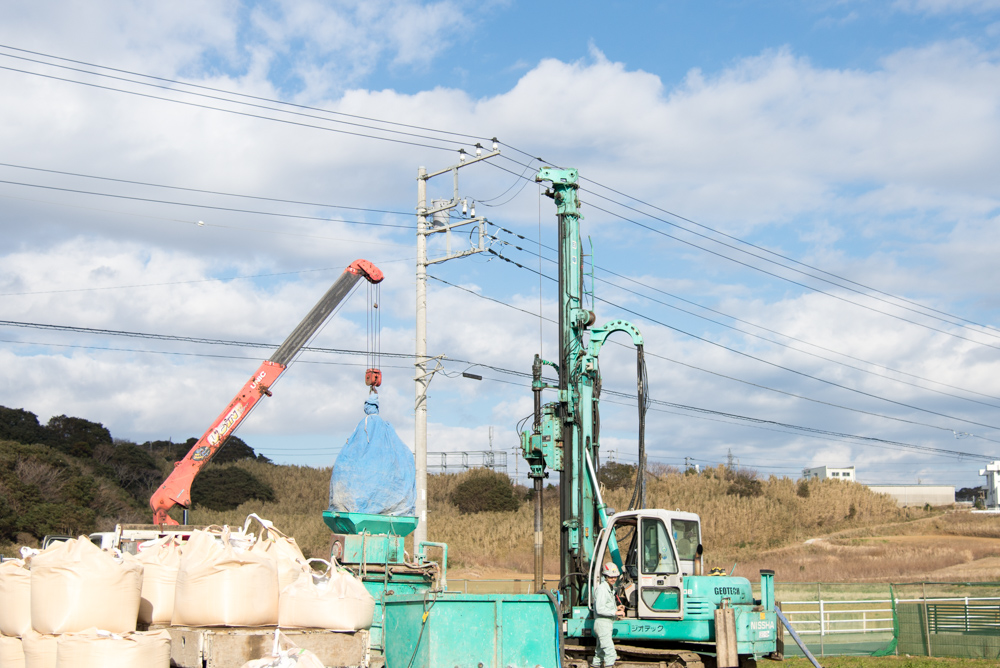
{"left": 593, "top": 562, "right": 624, "bottom": 668}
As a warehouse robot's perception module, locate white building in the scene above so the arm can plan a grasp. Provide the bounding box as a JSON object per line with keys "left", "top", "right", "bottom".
{"left": 802, "top": 464, "right": 957, "bottom": 507}
{"left": 802, "top": 465, "right": 856, "bottom": 481}
{"left": 980, "top": 461, "right": 1000, "bottom": 510}
{"left": 867, "top": 484, "right": 955, "bottom": 507}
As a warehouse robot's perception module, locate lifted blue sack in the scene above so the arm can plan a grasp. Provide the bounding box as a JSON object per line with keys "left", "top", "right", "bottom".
{"left": 329, "top": 395, "right": 416, "bottom": 516}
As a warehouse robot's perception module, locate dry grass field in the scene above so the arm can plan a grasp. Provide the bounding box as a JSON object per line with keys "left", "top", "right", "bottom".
{"left": 183, "top": 462, "right": 1000, "bottom": 586}
{"left": 735, "top": 513, "right": 1000, "bottom": 583}
{"left": 10, "top": 454, "right": 987, "bottom": 585}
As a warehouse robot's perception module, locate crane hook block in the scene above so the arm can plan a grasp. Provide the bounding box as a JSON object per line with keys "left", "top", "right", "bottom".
{"left": 346, "top": 259, "right": 384, "bottom": 284}
{"left": 365, "top": 368, "right": 383, "bottom": 388}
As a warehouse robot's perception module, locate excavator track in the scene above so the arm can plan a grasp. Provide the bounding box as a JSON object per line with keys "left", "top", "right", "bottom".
{"left": 563, "top": 644, "right": 706, "bottom": 668}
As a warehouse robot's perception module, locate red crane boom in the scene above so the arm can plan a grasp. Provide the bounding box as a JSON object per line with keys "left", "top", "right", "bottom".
{"left": 150, "top": 259, "right": 384, "bottom": 525}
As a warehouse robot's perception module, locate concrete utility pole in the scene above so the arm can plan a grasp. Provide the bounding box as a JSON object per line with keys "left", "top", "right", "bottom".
{"left": 414, "top": 143, "right": 500, "bottom": 547}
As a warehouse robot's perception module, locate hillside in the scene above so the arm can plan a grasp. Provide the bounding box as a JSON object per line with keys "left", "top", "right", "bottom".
{"left": 0, "top": 405, "right": 279, "bottom": 551}
{"left": 3, "top": 404, "right": 997, "bottom": 583}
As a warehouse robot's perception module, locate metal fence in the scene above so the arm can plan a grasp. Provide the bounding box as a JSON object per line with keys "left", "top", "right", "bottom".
{"left": 752, "top": 581, "right": 1000, "bottom": 658}
{"left": 891, "top": 583, "right": 1000, "bottom": 660}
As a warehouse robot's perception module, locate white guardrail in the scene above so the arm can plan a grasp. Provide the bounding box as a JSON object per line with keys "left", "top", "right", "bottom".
{"left": 780, "top": 596, "right": 1000, "bottom": 636}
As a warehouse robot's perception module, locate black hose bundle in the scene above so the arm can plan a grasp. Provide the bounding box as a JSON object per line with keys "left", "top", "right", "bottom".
{"left": 628, "top": 345, "right": 649, "bottom": 510}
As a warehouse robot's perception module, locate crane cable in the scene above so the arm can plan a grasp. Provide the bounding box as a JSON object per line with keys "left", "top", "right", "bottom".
{"left": 366, "top": 280, "right": 382, "bottom": 392}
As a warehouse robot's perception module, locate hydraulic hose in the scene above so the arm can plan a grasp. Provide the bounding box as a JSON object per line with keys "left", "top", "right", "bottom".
{"left": 628, "top": 345, "right": 649, "bottom": 510}
{"left": 541, "top": 588, "right": 563, "bottom": 667}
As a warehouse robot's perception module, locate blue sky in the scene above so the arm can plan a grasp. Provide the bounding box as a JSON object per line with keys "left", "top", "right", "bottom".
{"left": 1, "top": 0, "right": 1000, "bottom": 495}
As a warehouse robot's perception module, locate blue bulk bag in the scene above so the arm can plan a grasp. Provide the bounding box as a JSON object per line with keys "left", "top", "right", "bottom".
{"left": 328, "top": 395, "right": 416, "bottom": 516}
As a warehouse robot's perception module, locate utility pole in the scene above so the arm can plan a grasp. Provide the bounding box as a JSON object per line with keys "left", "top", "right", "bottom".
{"left": 414, "top": 142, "right": 500, "bottom": 548}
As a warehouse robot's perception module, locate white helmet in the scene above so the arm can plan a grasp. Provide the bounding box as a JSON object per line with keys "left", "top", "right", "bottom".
{"left": 602, "top": 563, "right": 620, "bottom": 578}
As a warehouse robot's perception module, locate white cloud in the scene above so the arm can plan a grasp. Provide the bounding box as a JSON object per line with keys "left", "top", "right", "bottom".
{"left": 894, "top": 0, "right": 1000, "bottom": 14}
{"left": 0, "top": 6, "right": 998, "bottom": 489}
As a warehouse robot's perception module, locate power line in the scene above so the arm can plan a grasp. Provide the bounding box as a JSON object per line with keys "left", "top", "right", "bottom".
{"left": 3, "top": 319, "right": 995, "bottom": 462}
{"left": 0, "top": 178, "right": 414, "bottom": 229}
{"left": 0, "top": 161, "right": 412, "bottom": 216}
{"left": 34, "top": 121, "right": 988, "bottom": 420}
{"left": 594, "top": 289, "right": 1000, "bottom": 437}
{"left": 0, "top": 45, "right": 489, "bottom": 151}
{"left": 0, "top": 63, "right": 462, "bottom": 152}
{"left": 578, "top": 173, "right": 1000, "bottom": 336}
{"left": 0, "top": 43, "right": 490, "bottom": 144}
{"left": 6, "top": 40, "right": 990, "bottom": 349}
{"left": 482, "top": 247, "right": 1000, "bottom": 438}
{"left": 492, "top": 235, "right": 1000, "bottom": 409}
{"left": 487, "top": 220, "right": 1000, "bottom": 406}
{"left": 497, "top": 150, "right": 998, "bottom": 339}
{"left": 489, "top": 154, "right": 1000, "bottom": 349}
{"left": 4, "top": 46, "right": 996, "bottom": 453}
{"left": 468, "top": 368, "right": 999, "bottom": 462}
{"left": 1, "top": 266, "right": 344, "bottom": 297}
{"left": 26, "top": 161, "right": 992, "bottom": 423}
{"left": 448, "top": 253, "right": 1000, "bottom": 444}
{"left": 583, "top": 199, "right": 1000, "bottom": 351}
{"left": 0, "top": 319, "right": 418, "bottom": 358}
{"left": 12, "top": 43, "right": 992, "bottom": 357}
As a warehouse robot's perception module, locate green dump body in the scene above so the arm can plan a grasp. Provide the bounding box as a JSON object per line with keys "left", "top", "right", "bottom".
{"left": 383, "top": 593, "right": 559, "bottom": 668}
{"left": 322, "top": 511, "right": 418, "bottom": 537}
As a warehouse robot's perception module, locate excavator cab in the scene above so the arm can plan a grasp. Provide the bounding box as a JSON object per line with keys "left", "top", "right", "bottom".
{"left": 591, "top": 509, "right": 703, "bottom": 622}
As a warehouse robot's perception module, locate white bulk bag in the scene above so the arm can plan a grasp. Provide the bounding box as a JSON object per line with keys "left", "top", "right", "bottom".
{"left": 54, "top": 628, "right": 171, "bottom": 668}
{"left": 172, "top": 528, "right": 279, "bottom": 627}
{"left": 278, "top": 559, "right": 374, "bottom": 631}
{"left": 244, "top": 514, "right": 310, "bottom": 593}
{"left": 0, "top": 559, "right": 31, "bottom": 636}
{"left": 136, "top": 535, "right": 183, "bottom": 625}
{"left": 0, "top": 635, "right": 25, "bottom": 668}
{"left": 239, "top": 630, "right": 326, "bottom": 668}
{"left": 29, "top": 537, "right": 142, "bottom": 634}
{"left": 21, "top": 630, "right": 56, "bottom": 668}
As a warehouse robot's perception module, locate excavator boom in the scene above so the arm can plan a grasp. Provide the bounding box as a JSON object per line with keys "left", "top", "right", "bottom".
{"left": 150, "top": 259, "right": 383, "bottom": 525}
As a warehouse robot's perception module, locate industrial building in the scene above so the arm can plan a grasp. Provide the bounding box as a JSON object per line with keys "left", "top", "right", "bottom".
{"left": 866, "top": 484, "right": 956, "bottom": 507}
{"left": 801, "top": 465, "right": 856, "bottom": 481}
{"left": 803, "top": 465, "right": 956, "bottom": 507}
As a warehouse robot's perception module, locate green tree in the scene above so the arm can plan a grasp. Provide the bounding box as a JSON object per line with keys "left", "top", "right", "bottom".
{"left": 956, "top": 486, "right": 984, "bottom": 503}
{"left": 105, "top": 441, "right": 162, "bottom": 501}
{"left": 0, "top": 406, "right": 47, "bottom": 444}
{"left": 213, "top": 435, "right": 271, "bottom": 464}
{"left": 44, "top": 415, "right": 112, "bottom": 458}
{"left": 0, "top": 495, "right": 16, "bottom": 542}
{"left": 450, "top": 468, "right": 521, "bottom": 514}
{"left": 598, "top": 461, "right": 637, "bottom": 491}
{"left": 191, "top": 467, "right": 276, "bottom": 511}
{"left": 19, "top": 502, "right": 96, "bottom": 538}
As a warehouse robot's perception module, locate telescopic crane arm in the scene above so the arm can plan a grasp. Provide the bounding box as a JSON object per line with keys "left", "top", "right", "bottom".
{"left": 150, "top": 259, "right": 384, "bottom": 525}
